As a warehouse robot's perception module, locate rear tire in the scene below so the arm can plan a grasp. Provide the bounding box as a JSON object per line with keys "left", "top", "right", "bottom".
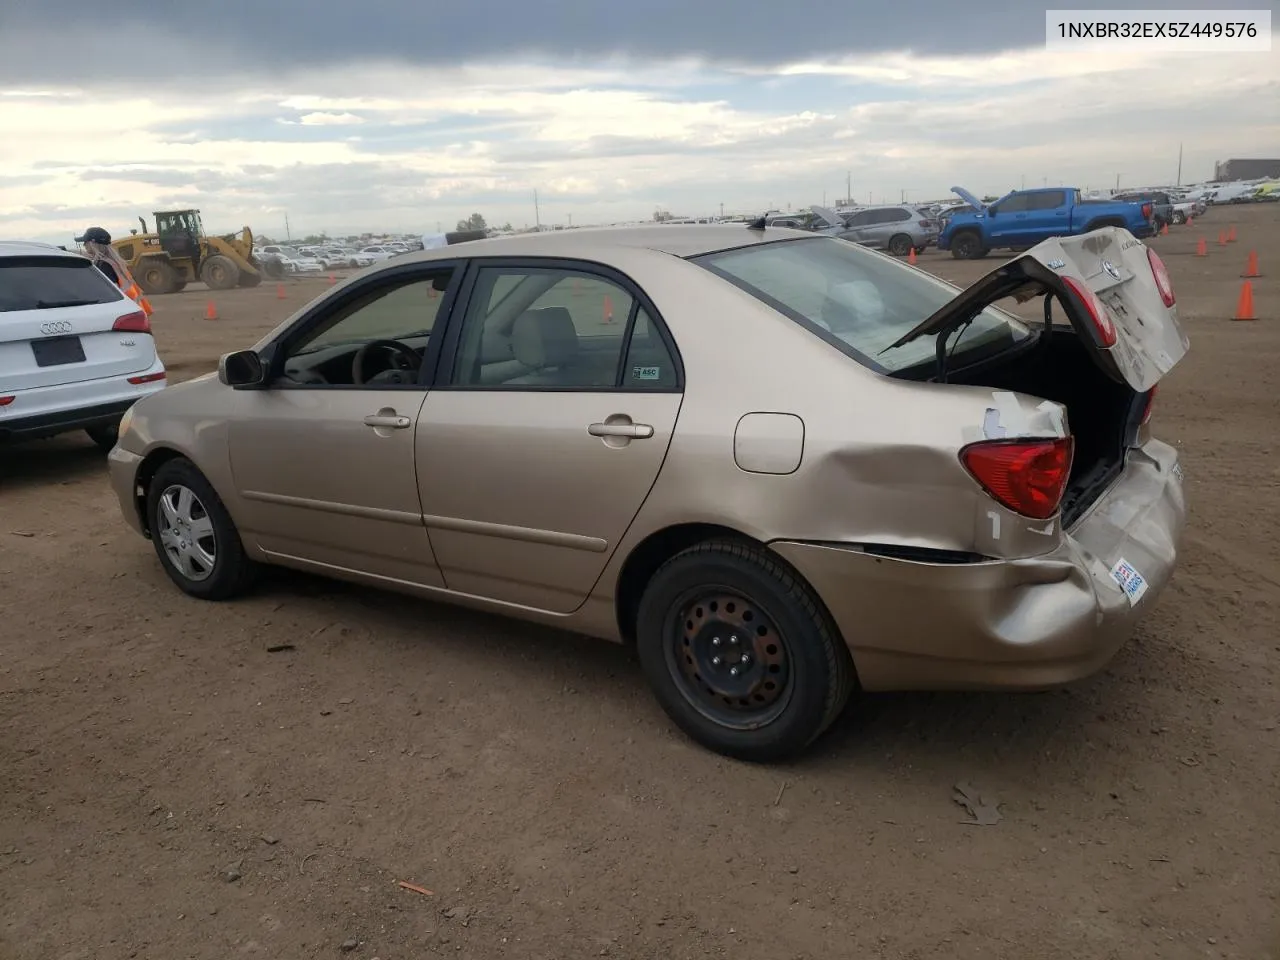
{"left": 237, "top": 271, "right": 263, "bottom": 288}
{"left": 634, "top": 540, "right": 856, "bottom": 762}
{"left": 85, "top": 422, "right": 120, "bottom": 452}
{"left": 200, "top": 255, "right": 240, "bottom": 291}
{"left": 145, "top": 457, "right": 259, "bottom": 601}
{"left": 137, "top": 259, "right": 178, "bottom": 295}
{"left": 887, "top": 233, "right": 914, "bottom": 257}
{"left": 1172, "top": 211, "right": 1186, "bottom": 225}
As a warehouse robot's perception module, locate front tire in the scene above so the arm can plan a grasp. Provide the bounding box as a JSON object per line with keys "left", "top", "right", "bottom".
{"left": 949, "top": 230, "right": 987, "bottom": 260}
{"left": 635, "top": 540, "right": 856, "bottom": 762}
{"left": 146, "top": 458, "right": 258, "bottom": 600}
{"left": 200, "top": 255, "right": 240, "bottom": 290}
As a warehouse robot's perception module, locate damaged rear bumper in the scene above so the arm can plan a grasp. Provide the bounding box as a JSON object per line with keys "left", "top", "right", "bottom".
{"left": 770, "top": 438, "right": 1186, "bottom": 692}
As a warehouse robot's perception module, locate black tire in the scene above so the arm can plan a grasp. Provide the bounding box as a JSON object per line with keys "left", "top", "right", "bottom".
{"left": 949, "top": 230, "right": 987, "bottom": 260}
{"left": 238, "top": 271, "right": 263, "bottom": 288}
{"left": 1172, "top": 211, "right": 1186, "bottom": 225}
{"left": 145, "top": 457, "right": 259, "bottom": 601}
{"left": 84, "top": 421, "right": 120, "bottom": 451}
{"left": 887, "top": 233, "right": 914, "bottom": 257}
{"left": 634, "top": 540, "right": 856, "bottom": 762}
{"left": 172, "top": 280, "right": 188, "bottom": 293}
{"left": 137, "top": 258, "right": 178, "bottom": 295}
{"left": 200, "top": 255, "right": 240, "bottom": 290}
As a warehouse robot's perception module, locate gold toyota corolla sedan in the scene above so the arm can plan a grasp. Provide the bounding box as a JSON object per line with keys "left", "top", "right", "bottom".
{"left": 108, "top": 223, "right": 1188, "bottom": 761}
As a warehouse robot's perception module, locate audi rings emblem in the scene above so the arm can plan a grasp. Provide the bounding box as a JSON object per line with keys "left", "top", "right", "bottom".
{"left": 39, "top": 320, "right": 74, "bottom": 335}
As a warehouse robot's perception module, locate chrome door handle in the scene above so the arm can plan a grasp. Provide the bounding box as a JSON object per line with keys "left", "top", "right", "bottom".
{"left": 363, "top": 414, "right": 411, "bottom": 429}
{"left": 589, "top": 422, "right": 654, "bottom": 439}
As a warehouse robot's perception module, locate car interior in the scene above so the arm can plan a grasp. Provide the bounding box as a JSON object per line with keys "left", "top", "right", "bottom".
{"left": 277, "top": 267, "right": 679, "bottom": 390}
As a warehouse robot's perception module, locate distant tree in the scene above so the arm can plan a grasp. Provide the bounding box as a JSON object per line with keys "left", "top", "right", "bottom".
{"left": 653, "top": 209, "right": 672, "bottom": 222}
{"left": 456, "top": 213, "right": 487, "bottom": 232}
{"left": 500, "top": 222, "right": 513, "bottom": 232}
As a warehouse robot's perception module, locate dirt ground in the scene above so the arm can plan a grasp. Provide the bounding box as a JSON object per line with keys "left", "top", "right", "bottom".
{"left": 2, "top": 209, "right": 1278, "bottom": 960}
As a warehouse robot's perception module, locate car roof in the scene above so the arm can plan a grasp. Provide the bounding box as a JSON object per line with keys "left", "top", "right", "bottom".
{"left": 397, "top": 224, "right": 810, "bottom": 265}
{"left": 0, "top": 240, "right": 84, "bottom": 260}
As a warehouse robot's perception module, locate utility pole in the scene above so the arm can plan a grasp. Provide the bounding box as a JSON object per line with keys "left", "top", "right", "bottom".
{"left": 846, "top": 170, "right": 851, "bottom": 205}
{"left": 284, "top": 212, "right": 291, "bottom": 241}
{"left": 1020, "top": 175, "right": 1025, "bottom": 190}
{"left": 1176, "top": 142, "right": 1183, "bottom": 186}
{"left": 568, "top": 213, "right": 572, "bottom": 227}
{"left": 719, "top": 202, "right": 724, "bottom": 218}
{"left": 534, "top": 189, "right": 541, "bottom": 230}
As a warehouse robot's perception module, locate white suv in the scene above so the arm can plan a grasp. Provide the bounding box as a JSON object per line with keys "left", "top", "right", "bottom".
{"left": 0, "top": 241, "right": 168, "bottom": 451}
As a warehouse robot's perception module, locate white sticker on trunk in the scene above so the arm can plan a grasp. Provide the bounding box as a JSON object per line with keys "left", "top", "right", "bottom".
{"left": 1110, "top": 557, "right": 1149, "bottom": 605}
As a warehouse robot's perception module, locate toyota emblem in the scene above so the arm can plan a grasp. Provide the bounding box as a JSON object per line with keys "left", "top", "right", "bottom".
{"left": 39, "top": 320, "right": 73, "bottom": 335}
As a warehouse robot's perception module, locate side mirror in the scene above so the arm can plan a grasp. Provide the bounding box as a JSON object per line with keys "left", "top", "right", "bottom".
{"left": 986, "top": 206, "right": 998, "bottom": 216}
{"left": 218, "top": 350, "right": 266, "bottom": 388}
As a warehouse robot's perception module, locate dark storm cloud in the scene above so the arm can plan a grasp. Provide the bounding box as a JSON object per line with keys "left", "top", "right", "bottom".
{"left": 0, "top": 0, "right": 1246, "bottom": 82}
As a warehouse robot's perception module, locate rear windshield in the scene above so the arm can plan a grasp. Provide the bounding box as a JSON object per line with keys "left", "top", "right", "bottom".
{"left": 693, "top": 236, "right": 1031, "bottom": 374}
{"left": 0, "top": 256, "right": 122, "bottom": 313}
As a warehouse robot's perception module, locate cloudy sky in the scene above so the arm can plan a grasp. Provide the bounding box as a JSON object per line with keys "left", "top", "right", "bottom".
{"left": 1, "top": 0, "right": 1276, "bottom": 243}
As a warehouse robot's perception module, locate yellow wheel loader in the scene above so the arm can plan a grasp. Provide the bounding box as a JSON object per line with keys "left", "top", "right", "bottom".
{"left": 111, "top": 210, "right": 273, "bottom": 295}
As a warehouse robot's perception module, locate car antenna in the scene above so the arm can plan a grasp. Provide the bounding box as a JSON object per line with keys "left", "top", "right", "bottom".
{"left": 746, "top": 216, "right": 767, "bottom": 231}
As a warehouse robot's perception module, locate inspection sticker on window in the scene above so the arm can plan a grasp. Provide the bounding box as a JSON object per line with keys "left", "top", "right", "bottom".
{"left": 1110, "top": 557, "right": 1149, "bottom": 605}
{"left": 632, "top": 365, "right": 661, "bottom": 381}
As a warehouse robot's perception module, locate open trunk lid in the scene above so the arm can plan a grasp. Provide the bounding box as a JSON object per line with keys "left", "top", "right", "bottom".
{"left": 886, "top": 227, "right": 1189, "bottom": 392}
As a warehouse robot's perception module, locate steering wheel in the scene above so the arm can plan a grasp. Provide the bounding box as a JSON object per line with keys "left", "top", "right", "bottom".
{"left": 352, "top": 339, "right": 421, "bottom": 386}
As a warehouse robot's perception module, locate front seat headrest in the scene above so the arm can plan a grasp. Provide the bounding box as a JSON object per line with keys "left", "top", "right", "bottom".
{"left": 512, "top": 307, "right": 578, "bottom": 368}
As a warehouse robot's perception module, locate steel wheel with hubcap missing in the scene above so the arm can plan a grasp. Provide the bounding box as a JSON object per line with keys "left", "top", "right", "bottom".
{"left": 145, "top": 457, "right": 259, "bottom": 600}
{"left": 636, "top": 540, "right": 855, "bottom": 762}
{"left": 668, "top": 590, "right": 792, "bottom": 730}
{"left": 156, "top": 484, "right": 217, "bottom": 581}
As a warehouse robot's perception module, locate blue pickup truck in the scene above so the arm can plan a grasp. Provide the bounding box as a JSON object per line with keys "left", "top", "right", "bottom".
{"left": 938, "top": 186, "right": 1155, "bottom": 259}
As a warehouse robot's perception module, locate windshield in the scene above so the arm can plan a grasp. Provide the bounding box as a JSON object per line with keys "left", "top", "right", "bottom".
{"left": 694, "top": 237, "right": 1032, "bottom": 373}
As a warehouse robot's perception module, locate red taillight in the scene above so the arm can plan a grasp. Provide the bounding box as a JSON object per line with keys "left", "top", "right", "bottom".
{"left": 1146, "top": 248, "right": 1175, "bottom": 307}
{"left": 1140, "top": 385, "right": 1157, "bottom": 425}
{"left": 961, "top": 437, "right": 1075, "bottom": 521}
{"left": 113, "top": 310, "right": 150, "bottom": 334}
{"left": 127, "top": 371, "right": 166, "bottom": 385}
{"left": 1141, "top": 202, "right": 1152, "bottom": 219}
{"left": 0, "top": 396, "right": 13, "bottom": 406}
{"left": 1061, "top": 276, "right": 1117, "bottom": 347}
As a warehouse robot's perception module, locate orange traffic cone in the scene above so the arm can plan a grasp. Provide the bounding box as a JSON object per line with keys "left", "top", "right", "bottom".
{"left": 276, "top": 283, "right": 287, "bottom": 299}
{"left": 1218, "top": 230, "right": 1228, "bottom": 246}
{"left": 1195, "top": 238, "right": 1208, "bottom": 257}
{"left": 328, "top": 273, "right": 337, "bottom": 285}
{"left": 603, "top": 294, "right": 614, "bottom": 323}
{"left": 907, "top": 247, "right": 917, "bottom": 265}
{"left": 204, "top": 300, "right": 217, "bottom": 320}
{"left": 1187, "top": 215, "right": 1194, "bottom": 226}
{"left": 1228, "top": 225, "right": 1237, "bottom": 243}
{"left": 1160, "top": 222, "right": 1169, "bottom": 236}
{"left": 1243, "top": 251, "right": 1260, "bottom": 278}
{"left": 1232, "top": 281, "right": 1255, "bottom": 321}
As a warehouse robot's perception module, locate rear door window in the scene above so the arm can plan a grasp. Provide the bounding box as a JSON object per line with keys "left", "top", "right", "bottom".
{"left": 0, "top": 256, "right": 122, "bottom": 313}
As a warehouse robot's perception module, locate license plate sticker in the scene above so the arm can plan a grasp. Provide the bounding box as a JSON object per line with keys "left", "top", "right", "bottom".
{"left": 31, "top": 335, "right": 87, "bottom": 368}
{"left": 1110, "top": 557, "right": 1149, "bottom": 605}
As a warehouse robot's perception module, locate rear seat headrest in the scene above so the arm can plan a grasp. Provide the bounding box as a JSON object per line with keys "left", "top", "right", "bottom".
{"left": 513, "top": 307, "right": 578, "bottom": 368}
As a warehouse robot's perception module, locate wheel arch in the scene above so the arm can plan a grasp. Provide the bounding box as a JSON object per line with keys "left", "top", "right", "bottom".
{"left": 1084, "top": 217, "right": 1125, "bottom": 231}
{"left": 131, "top": 446, "right": 192, "bottom": 536}
{"left": 611, "top": 522, "right": 843, "bottom": 648}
